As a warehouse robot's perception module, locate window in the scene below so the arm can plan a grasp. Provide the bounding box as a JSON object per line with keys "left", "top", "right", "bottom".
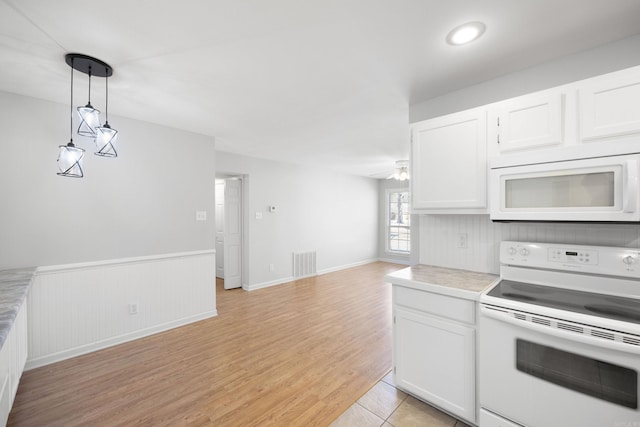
{"left": 387, "top": 190, "right": 410, "bottom": 253}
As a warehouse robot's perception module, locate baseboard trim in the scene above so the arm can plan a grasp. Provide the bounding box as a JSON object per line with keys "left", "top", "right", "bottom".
{"left": 243, "top": 276, "right": 295, "bottom": 291}
{"left": 317, "top": 259, "right": 377, "bottom": 275}
{"left": 245, "top": 258, "right": 397, "bottom": 291}
{"left": 377, "top": 257, "right": 411, "bottom": 265}
{"left": 25, "top": 310, "right": 218, "bottom": 370}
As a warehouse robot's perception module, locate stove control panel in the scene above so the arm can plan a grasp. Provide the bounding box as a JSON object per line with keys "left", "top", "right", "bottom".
{"left": 548, "top": 248, "right": 599, "bottom": 265}
{"left": 501, "top": 241, "right": 640, "bottom": 278}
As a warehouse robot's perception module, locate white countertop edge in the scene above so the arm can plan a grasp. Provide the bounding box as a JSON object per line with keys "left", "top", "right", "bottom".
{"left": 385, "top": 274, "right": 497, "bottom": 301}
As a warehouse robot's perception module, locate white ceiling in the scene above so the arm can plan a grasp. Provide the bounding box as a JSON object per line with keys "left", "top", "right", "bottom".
{"left": 2, "top": 0, "right": 640, "bottom": 178}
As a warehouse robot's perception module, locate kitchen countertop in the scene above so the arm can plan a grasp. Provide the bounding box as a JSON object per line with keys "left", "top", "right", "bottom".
{"left": 0, "top": 268, "right": 36, "bottom": 350}
{"left": 385, "top": 264, "right": 499, "bottom": 300}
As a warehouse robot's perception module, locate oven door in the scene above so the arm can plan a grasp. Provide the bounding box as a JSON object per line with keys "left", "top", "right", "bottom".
{"left": 479, "top": 305, "right": 640, "bottom": 427}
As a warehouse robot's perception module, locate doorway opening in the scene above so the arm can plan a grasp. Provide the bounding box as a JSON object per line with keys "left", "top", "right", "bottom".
{"left": 215, "top": 175, "right": 247, "bottom": 290}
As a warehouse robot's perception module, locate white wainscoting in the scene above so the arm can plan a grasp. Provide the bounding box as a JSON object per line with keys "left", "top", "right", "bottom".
{"left": 27, "top": 250, "right": 216, "bottom": 370}
{"left": 420, "top": 215, "right": 640, "bottom": 274}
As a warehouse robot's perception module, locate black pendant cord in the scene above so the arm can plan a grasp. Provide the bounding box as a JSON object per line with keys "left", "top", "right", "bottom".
{"left": 87, "top": 66, "right": 92, "bottom": 106}
{"left": 104, "top": 67, "right": 109, "bottom": 124}
{"left": 70, "top": 57, "right": 74, "bottom": 144}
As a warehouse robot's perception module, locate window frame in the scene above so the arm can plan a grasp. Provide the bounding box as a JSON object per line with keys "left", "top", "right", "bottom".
{"left": 385, "top": 188, "right": 410, "bottom": 255}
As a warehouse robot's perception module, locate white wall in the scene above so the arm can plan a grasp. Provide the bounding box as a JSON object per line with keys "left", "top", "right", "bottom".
{"left": 215, "top": 151, "right": 379, "bottom": 289}
{"left": 410, "top": 34, "right": 640, "bottom": 123}
{"left": 0, "top": 91, "right": 216, "bottom": 270}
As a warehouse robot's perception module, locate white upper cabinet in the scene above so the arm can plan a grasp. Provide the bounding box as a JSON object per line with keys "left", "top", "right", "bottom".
{"left": 409, "top": 65, "right": 640, "bottom": 216}
{"left": 411, "top": 107, "right": 487, "bottom": 212}
{"left": 491, "top": 91, "right": 566, "bottom": 154}
{"left": 578, "top": 67, "right": 640, "bottom": 142}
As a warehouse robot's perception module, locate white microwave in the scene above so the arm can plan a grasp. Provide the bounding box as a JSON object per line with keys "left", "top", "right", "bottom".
{"left": 490, "top": 152, "right": 640, "bottom": 222}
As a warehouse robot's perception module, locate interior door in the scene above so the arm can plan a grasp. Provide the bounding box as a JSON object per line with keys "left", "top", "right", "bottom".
{"left": 223, "top": 179, "right": 242, "bottom": 289}
{"left": 215, "top": 181, "right": 225, "bottom": 279}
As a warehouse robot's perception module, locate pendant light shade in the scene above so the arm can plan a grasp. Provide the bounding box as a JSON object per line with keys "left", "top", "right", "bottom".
{"left": 57, "top": 142, "right": 85, "bottom": 178}
{"left": 77, "top": 103, "right": 100, "bottom": 137}
{"left": 77, "top": 66, "right": 100, "bottom": 137}
{"left": 95, "top": 123, "right": 118, "bottom": 157}
{"left": 94, "top": 68, "right": 118, "bottom": 157}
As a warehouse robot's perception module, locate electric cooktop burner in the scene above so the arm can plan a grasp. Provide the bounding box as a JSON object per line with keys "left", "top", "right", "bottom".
{"left": 487, "top": 280, "right": 640, "bottom": 324}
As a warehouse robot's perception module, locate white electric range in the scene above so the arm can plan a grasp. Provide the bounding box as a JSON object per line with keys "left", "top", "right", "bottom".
{"left": 479, "top": 241, "right": 640, "bottom": 427}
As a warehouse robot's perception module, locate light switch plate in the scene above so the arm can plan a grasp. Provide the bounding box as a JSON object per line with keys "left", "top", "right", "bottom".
{"left": 256, "top": 211, "right": 263, "bottom": 220}
{"left": 196, "top": 211, "right": 207, "bottom": 221}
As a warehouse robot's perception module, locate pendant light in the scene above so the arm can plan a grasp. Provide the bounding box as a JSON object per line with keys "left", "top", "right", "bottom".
{"left": 76, "top": 66, "right": 100, "bottom": 137}
{"left": 58, "top": 54, "right": 116, "bottom": 178}
{"left": 94, "top": 67, "right": 118, "bottom": 157}
{"left": 57, "top": 57, "right": 85, "bottom": 177}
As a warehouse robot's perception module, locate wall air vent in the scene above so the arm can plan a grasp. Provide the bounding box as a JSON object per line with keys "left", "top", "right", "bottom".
{"left": 293, "top": 251, "right": 317, "bottom": 279}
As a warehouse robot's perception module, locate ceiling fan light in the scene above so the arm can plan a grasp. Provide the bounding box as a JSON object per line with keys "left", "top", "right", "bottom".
{"left": 94, "top": 122, "right": 118, "bottom": 157}
{"left": 57, "top": 141, "right": 85, "bottom": 178}
{"left": 77, "top": 103, "right": 100, "bottom": 137}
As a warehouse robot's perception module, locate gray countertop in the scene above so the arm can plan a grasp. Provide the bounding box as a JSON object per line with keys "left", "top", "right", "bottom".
{"left": 385, "top": 264, "right": 499, "bottom": 300}
{"left": 0, "top": 268, "right": 36, "bottom": 350}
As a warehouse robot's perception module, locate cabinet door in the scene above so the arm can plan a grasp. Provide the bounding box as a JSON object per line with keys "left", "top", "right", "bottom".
{"left": 494, "top": 92, "right": 564, "bottom": 153}
{"left": 579, "top": 67, "right": 640, "bottom": 141}
{"left": 411, "top": 108, "right": 487, "bottom": 210}
{"left": 394, "top": 307, "right": 475, "bottom": 423}
{"left": 0, "top": 343, "right": 10, "bottom": 427}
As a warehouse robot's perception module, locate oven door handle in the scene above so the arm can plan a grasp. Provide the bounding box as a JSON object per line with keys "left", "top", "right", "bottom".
{"left": 480, "top": 306, "right": 640, "bottom": 355}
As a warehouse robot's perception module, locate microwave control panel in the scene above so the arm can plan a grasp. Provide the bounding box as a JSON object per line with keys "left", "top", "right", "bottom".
{"left": 500, "top": 241, "right": 639, "bottom": 277}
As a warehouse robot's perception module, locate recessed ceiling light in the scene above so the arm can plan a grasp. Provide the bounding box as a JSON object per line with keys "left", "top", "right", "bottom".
{"left": 446, "top": 22, "right": 486, "bottom": 46}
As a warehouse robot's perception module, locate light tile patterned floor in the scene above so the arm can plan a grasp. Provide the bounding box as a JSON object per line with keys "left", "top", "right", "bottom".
{"left": 330, "top": 371, "right": 471, "bottom": 427}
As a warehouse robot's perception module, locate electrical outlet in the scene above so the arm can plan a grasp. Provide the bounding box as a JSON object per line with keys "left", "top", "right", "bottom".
{"left": 195, "top": 211, "right": 207, "bottom": 221}
{"left": 457, "top": 233, "right": 468, "bottom": 249}
{"left": 129, "top": 303, "right": 139, "bottom": 315}
{"left": 269, "top": 264, "right": 275, "bottom": 272}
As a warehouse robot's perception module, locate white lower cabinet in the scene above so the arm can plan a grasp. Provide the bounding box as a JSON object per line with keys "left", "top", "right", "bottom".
{"left": 393, "top": 285, "right": 476, "bottom": 424}
{"left": 0, "top": 303, "right": 28, "bottom": 425}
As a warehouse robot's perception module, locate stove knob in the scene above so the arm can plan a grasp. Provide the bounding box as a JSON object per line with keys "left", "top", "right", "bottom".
{"left": 623, "top": 255, "right": 636, "bottom": 265}
{"left": 519, "top": 248, "right": 530, "bottom": 256}
{"left": 508, "top": 247, "right": 517, "bottom": 255}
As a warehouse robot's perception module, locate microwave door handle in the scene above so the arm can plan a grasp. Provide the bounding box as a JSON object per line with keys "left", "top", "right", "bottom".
{"left": 623, "top": 159, "right": 638, "bottom": 213}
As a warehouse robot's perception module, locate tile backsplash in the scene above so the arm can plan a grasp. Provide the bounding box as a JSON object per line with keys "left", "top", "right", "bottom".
{"left": 419, "top": 215, "right": 640, "bottom": 274}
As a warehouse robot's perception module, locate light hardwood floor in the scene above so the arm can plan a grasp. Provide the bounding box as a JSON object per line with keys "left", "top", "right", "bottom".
{"left": 9, "top": 261, "right": 405, "bottom": 426}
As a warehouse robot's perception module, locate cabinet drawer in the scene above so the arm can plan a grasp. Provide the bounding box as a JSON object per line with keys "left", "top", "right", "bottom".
{"left": 394, "top": 286, "right": 475, "bottom": 324}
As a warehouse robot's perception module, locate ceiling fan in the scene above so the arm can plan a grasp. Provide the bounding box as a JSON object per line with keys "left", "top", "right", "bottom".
{"left": 386, "top": 160, "right": 409, "bottom": 181}
{"left": 368, "top": 160, "right": 410, "bottom": 180}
